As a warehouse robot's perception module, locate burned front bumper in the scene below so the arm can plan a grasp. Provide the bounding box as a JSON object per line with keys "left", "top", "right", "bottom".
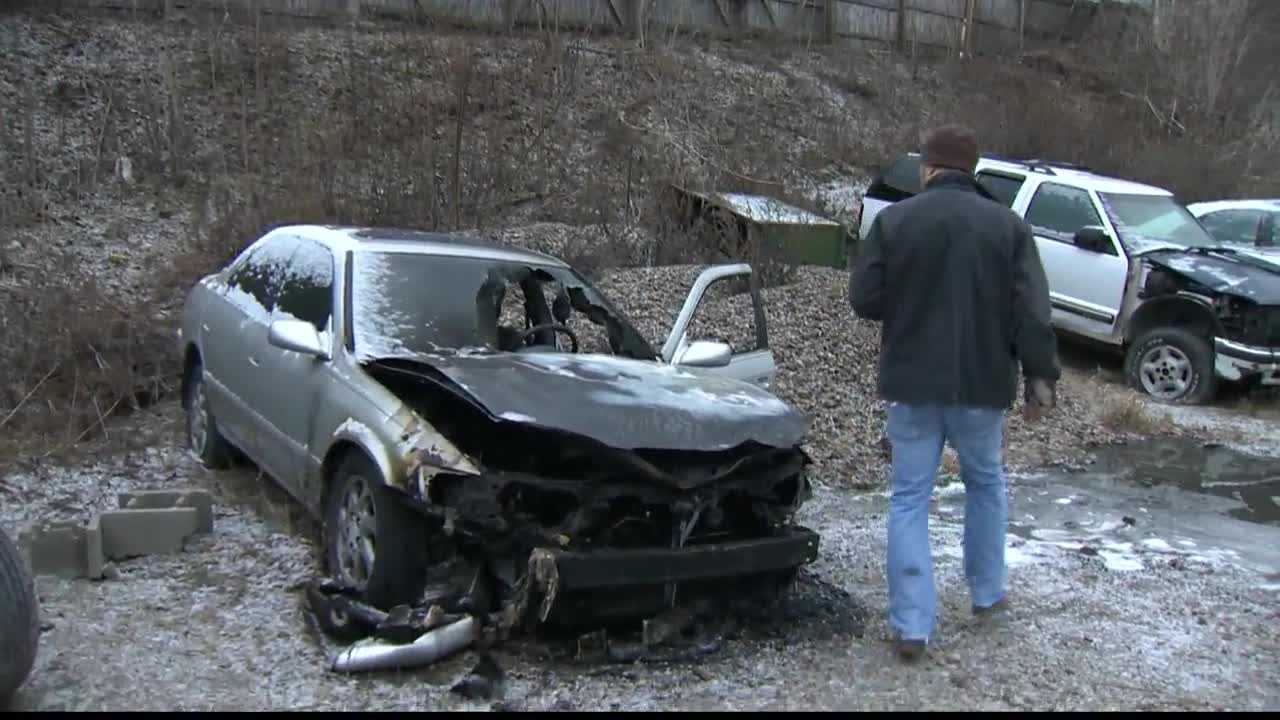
{"left": 1215, "top": 337, "right": 1280, "bottom": 385}
{"left": 544, "top": 527, "right": 818, "bottom": 589}
{"left": 525, "top": 526, "right": 820, "bottom": 626}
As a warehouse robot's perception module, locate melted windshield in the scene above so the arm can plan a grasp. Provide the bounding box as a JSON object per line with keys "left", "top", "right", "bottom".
{"left": 1098, "top": 192, "right": 1216, "bottom": 253}
{"left": 349, "top": 251, "right": 656, "bottom": 361}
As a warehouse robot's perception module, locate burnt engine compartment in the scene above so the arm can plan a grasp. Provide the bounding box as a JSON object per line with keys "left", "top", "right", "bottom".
{"left": 364, "top": 358, "right": 814, "bottom": 629}
{"left": 1218, "top": 298, "right": 1280, "bottom": 347}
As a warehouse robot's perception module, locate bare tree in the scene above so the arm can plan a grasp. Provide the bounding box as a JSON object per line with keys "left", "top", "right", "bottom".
{"left": 1156, "top": 0, "right": 1255, "bottom": 123}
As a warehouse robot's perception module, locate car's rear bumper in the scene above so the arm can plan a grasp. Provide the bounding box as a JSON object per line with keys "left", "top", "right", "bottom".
{"left": 538, "top": 527, "right": 820, "bottom": 592}
{"left": 1216, "top": 338, "right": 1280, "bottom": 385}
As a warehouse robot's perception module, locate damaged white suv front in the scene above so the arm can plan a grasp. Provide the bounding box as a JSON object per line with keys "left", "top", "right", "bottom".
{"left": 859, "top": 154, "right": 1280, "bottom": 403}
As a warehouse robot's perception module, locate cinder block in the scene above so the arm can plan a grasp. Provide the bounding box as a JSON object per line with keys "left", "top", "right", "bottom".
{"left": 21, "top": 520, "right": 103, "bottom": 579}
{"left": 117, "top": 489, "right": 214, "bottom": 534}
{"left": 99, "top": 507, "right": 200, "bottom": 561}
{"left": 84, "top": 516, "right": 104, "bottom": 580}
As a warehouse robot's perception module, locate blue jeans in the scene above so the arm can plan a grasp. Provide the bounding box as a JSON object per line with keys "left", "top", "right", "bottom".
{"left": 885, "top": 402, "right": 1008, "bottom": 643}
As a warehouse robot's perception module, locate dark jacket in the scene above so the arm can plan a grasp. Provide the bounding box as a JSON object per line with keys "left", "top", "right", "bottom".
{"left": 850, "top": 172, "right": 1060, "bottom": 409}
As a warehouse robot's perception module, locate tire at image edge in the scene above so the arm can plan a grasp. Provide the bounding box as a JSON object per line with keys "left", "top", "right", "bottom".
{"left": 0, "top": 526, "right": 40, "bottom": 706}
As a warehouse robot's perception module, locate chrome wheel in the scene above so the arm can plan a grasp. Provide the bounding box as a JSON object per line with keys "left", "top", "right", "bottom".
{"left": 188, "top": 379, "right": 209, "bottom": 456}
{"left": 1138, "top": 344, "right": 1192, "bottom": 400}
{"left": 335, "top": 475, "right": 377, "bottom": 588}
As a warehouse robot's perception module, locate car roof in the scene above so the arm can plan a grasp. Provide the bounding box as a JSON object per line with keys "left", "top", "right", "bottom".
{"left": 974, "top": 156, "right": 1173, "bottom": 196}
{"left": 1186, "top": 199, "right": 1280, "bottom": 215}
{"left": 883, "top": 152, "right": 1174, "bottom": 197}
{"left": 261, "top": 224, "right": 571, "bottom": 268}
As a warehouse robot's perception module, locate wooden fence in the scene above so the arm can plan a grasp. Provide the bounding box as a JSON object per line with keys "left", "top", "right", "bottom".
{"left": 33, "top": 0, "right": 1136, "bottom": 56}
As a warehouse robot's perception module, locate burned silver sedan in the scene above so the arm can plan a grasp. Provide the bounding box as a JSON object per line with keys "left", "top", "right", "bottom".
{"left": 177, "top": 225, "right": 817, "bottom": 636}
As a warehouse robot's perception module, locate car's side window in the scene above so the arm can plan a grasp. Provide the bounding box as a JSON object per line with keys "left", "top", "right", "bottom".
{"left": 976, "top": 171, "right": 1025, "bottom": 208}
{"left": 274, "top": 240, "right": 335, "bottom": 333}
{"left": 225, "top": 235, "right": 299, "bottom": 315}
{"left": 1025, "top": 183, "right": 1112, "bottom": 253}
{"left": 1199, "top": 209, "right": 1263, "bottom": 246}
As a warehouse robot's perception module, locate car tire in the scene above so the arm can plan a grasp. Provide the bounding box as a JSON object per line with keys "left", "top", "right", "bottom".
{"left": 323, "top": 452, "right": 431, "bottom": 611}
{"left": 185, "top": 364, "right": 233, "bottom": 469}
{"left": 0, "top": 525, "right": 39, "bottom": 708}
{"left": 1125, "top": 327, "right": 1216, "bottom": 405}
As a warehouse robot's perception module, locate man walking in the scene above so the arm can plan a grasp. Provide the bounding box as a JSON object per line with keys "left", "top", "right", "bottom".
{"left": 849, "top": 125, "right": 1060, "bottom": 662}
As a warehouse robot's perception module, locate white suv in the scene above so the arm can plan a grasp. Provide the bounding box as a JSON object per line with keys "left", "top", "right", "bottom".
{"left": 857, "top": 153, "right": 1280, "bottom": 404}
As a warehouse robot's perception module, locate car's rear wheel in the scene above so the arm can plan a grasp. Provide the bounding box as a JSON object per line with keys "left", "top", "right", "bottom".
{"left": 1125, "top": 327, "right": 1216, "bottom": 405}
{"left": 185, "top": 364, "right": 232, "bottom": 469}
{"left": 324, "top": 452, "right": 431, "bottom": 610}
{"left": 0, "top": 525, "right": 39, "bottom": 708}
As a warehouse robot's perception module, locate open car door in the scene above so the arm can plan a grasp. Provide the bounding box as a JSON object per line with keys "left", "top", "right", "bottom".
{"left": 659, "top": 264, "right": 777, "bottom": 388}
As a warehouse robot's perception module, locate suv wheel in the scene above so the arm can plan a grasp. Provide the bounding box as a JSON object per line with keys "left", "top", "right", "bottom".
{"left": 185, "top": 364, "right": 232, "bottom": 469}
{"left": 1125, "top": 327, "right": 1216, "bottom": 404}
{"left": 324, "top": 452, "right": 431, "bottom": 610}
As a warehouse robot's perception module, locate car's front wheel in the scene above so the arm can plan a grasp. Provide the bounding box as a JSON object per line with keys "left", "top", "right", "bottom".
{"left": 324, "top": 452, "right": 431, "bottom": 610}
{"left": 185, "top": 364, "right": 233, "bottom": 469}
{"left": 1125, "top": 327, "right": 1216, "bottom": 405}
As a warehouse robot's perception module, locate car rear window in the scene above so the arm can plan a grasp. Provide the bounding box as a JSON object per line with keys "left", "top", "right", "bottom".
{"left": 976, "top": 172, "right": 1025, "bottom": 208}
{"left": 864, "top": 154, "right": 922, "bottom": 202}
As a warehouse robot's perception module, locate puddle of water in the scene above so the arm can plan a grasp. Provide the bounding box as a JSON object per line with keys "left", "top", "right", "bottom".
{"left": 937, "top": 438, "right": 1280, "bottom": 581}
{"left": 1078, "top": 438, "right": 1280, "bottom": 526}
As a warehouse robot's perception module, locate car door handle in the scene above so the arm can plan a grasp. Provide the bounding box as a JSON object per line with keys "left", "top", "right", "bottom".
{"left": 248, "top": 356, "right": 260, "bottom": 368}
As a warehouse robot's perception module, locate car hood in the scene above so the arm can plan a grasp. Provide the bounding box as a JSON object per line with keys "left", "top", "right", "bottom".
{"left": 1235, "top": 247, "right": 1280, "bottom": 271}
{"left": 372, "top": 351, "right": 810, "bottom": 453}
{"left": 1143, "top": 249, "right": 1280, "bottom": 305}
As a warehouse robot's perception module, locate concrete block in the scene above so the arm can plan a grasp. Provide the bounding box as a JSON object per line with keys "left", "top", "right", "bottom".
{"left": 84, "top": 516, "right": 104, "bottom": 580}
{"left": 21, "top": 520, "right": 103, "bottom": 579}
{"left": 99, "top": 507, "right": 200, "bottom": 561}
{"left": 118, "top": 489, "right": 214, "bottom": 534}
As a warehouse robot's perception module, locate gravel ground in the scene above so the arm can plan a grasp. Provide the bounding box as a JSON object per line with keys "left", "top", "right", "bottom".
{"left": 3, "top": 404, "right": 1277, "bottom": 712}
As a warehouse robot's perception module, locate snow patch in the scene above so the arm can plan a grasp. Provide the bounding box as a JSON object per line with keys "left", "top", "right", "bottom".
{"left": 1145, "top": 404, "right": 1280, "bottom": 459}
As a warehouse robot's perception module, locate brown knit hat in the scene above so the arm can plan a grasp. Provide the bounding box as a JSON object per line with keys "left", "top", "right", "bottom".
{"left": 921, "top": 124, "right": 979, "bottom": 174}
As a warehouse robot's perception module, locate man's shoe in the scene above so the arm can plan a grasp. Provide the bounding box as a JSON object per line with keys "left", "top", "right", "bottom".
{"left": 894, "top": 638, "right": 927, "bottom": 662}
{"left": 973, "top": 597, "right": 1009, "bottom": 617}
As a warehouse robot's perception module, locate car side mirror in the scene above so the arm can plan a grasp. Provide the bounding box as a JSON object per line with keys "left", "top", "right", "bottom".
{"left": 268, "top": 319, "right": 329, "bottom": 359}
{"left": 674, "top": 340, "right": 732, "bottom": 368}
{"left": 1073, "top": 226, "right": 1112, "bottom": 253}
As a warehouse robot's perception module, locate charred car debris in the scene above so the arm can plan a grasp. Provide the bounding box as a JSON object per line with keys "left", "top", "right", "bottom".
{"left": 177, "top": 226, "right": 820, "bottom": 679}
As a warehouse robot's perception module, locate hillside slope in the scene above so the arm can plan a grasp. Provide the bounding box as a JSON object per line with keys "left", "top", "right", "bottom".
{"left": 0, "top": 6, "right": 1246, "bottom": 478}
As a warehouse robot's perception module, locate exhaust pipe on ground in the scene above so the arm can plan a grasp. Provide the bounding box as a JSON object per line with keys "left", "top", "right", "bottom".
{"left": 329, "top": 615, "right": 480, "bottom": 674}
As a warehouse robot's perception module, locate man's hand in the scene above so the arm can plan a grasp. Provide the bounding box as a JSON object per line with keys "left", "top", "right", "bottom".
{"left": 1022, "top": 377, "right": 1056, "bottom": 423}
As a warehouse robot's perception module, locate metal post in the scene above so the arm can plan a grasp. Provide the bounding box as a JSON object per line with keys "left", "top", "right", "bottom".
{"left": 961, "top": 0, "right": 976, "bottom": 58}
{"left": 896, "top": 0, "right": 906, "bottom": 52}
{"left": 1019, "top": 0, "right": 1026, "bottom": 54}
